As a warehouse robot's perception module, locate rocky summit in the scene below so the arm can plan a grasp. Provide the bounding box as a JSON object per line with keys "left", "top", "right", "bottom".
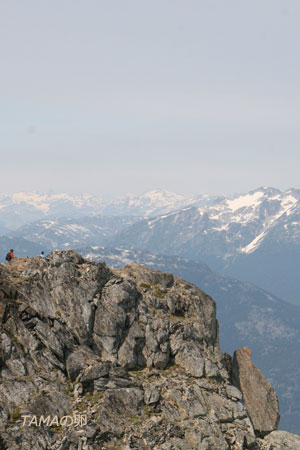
{"left": 0, "top": 251, "right": 299, "bottom": 449}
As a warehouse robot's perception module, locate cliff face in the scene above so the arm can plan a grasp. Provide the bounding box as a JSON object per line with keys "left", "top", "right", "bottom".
{"left": 0, "top": 251, "right": 298, "bottom": 449}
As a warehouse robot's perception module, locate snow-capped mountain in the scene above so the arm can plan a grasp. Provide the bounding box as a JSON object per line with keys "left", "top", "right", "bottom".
{"left": 109, "top": 187, "right": 299, "bottom": 261}
{"left": 0, "top": 192, "right": 106, "bottom": 229}
{"left": 0, "top": 190, "right": 211, "bottom": 229}
{"left": 101, "top": 189, "right": 212, "bottom": 217}
{"left": 107, "top": 187, "right": 300, "bottom": 304}
{"left": 76, "top": 245, "right": 300, "bottom": 434}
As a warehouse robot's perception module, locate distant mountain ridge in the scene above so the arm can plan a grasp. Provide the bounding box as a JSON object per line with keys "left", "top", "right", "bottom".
{"left": 3, "top": 186, "right": 300, "bottom": 303}
{"left": 0, "top": 190, "right": 212, "bottom": 229}
{"left": 101, "top": 190, "right": 212, "bottom": 217}
{"left": 109, "top": 187, "right": 300, "bottom": 262}
{"left": 107, "top": 187, "right": 300, "bottom": 304}
{"left": 10, "top": 216, "right": 143, "bottom": 249}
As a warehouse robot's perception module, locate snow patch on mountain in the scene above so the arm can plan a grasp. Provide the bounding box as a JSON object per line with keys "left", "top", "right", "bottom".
{"left": 107, "top": 187, "right": 300, "bottom": 269}
{"left": 127, "top": 189, "right": 184, "bottom": 206}
{"left": 240, "top": 193, "right": 298, "bottom": 253}
{"left": 240, "top": 230, "right": 268, "bottom": 254}
{"left": 2, "top": 192, "right": 103, "bottom": 212}
{"left": 104, "top": 189, "right": 212, "bottom": 217}
{"left": 226, "top": 191, "right": 265, "bottom": 212}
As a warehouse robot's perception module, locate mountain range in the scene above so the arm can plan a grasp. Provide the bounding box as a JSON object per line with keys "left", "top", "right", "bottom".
{"left": 107, "top": 187, "right": 300, "bottom": 305}
{"left": 0, "top": 190, "right": 211, "bottom": 229}
{"left": 2, "top": 187, "right": 300, "bottom": 304}
{"left": 10, "top": 216, "right": 142, "bottom": 250}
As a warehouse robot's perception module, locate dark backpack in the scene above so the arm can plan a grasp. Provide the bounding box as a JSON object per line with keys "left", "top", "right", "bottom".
{"left": 5, "top": 252, "right": 11, "bottom": 261}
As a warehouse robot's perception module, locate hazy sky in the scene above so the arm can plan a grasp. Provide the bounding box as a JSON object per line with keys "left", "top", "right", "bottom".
{"left": 1, "top": 0, "right": 300, "bottom": 198}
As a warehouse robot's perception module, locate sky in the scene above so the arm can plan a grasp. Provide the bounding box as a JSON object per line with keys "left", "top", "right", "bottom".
{"left": 1, "top": 0, "right": 300, "bottom": 198}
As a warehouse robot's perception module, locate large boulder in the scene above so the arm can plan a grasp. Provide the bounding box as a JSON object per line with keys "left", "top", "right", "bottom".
{"left": 232, "top": 347, "right": 280, "bottom": 437}
{"left": 259, "top": 430, "right": 300, "bottom": 449}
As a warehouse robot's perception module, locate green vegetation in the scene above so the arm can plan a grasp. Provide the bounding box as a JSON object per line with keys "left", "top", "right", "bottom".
{"left": 13, "top": 337, "right": 26, "bottom": 353}
{"left": 10, "top": 406, "right": 21, "bottom": 420}
{"left": 169, "top": 313, "right": 188, "bottom": 323}
{"left": 11, "top": 276, "right": 30, "bottom": 285}
{"left": 74, "top": 390, "right": 104, "bottom": 411}
{"left": 154, "top": 289, "right": 165, "bottom": 299}
{"left": 130, "top": 415, "right": 141, "bottom": 424}
{"left": 86, "top": 391, "right": 104, "bottom": 405}
{"left": 153, "top": 285, "right": 167, "bottom": 299}
{"left": 105, "top": 443, "right": 123, "bottom": 450}
{"left": 144, "top": 405, "right": 157, "bottom": 417}
{"left": 75, "top": 400, "right": 87, "bottom": 412}
{"left": 50, "top": 425, "right": 63, "bottom": 433}
{"left": 66, "top": 381, "right": 73, "bottom": 393}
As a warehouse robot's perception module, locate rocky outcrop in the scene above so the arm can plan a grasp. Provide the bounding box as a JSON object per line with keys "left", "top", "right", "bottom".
{"left": 0, "top": 250, "right": 298, "bottom": 449}
{"left": 232, "top": 347, "right": 280, "bottom": 437}
{"left": 258, "top": 430, "right": 300, "bottom": 449}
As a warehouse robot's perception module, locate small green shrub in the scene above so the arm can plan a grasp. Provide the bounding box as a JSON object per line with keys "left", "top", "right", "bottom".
{"left": 10, "top": 406, "right": 21, "bottom": 419}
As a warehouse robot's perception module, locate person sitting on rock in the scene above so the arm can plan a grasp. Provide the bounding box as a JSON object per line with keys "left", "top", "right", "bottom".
{"left": 5, "top": 249, "right": 14, "bottom": 262}
{"left": 40, "top": 251, "right": 45, "bottom": 258}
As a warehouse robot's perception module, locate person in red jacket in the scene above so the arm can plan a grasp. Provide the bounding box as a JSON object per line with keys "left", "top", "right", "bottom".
{"left": 5, "top": 249, "right": 14, "bottom": 262}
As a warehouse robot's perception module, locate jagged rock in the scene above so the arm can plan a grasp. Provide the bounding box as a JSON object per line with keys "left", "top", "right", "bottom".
{"left": 232, "top": 347, "right": 280, "bottom": 437}
{"left": 143, "top": 385, "right": 160, "bottom": 405}
{"left": 226, "top": 385, "right": 243, "bottom": 401}
{"left": 65, "top": 345, "right": 97, "bottom": 381}
{"left": 0, "top": 251, "right": 296, "bottom": 449}
{"left": 258, "top": 430, "right": 300, "bottom": 449}
{"left": 174, "top": 342, "right": 205, "bottom": 377}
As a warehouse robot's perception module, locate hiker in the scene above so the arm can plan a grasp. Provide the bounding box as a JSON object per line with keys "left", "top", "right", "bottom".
{"left": 5, "top": 249, "right": 14, "bottom": 262}
{"left": 40, "top": 251, "right": 45, "bottom": 258}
